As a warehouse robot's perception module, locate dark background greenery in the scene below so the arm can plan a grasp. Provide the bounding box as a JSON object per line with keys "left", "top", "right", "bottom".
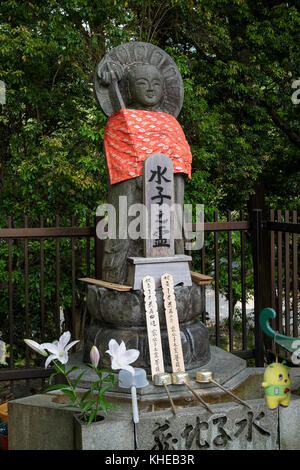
{"left": 0, "top": 0, "right": 299, "bottom": 365}
{"left": 1, "top": 0, "right": 299, "bottom": 219}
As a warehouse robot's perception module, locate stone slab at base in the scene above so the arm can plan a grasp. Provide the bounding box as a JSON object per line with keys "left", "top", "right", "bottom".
{"left": 69, "top": 346, "right": 246, "bottom": 400}
{"left": 138, "top": 398, "right": 279, "bottom": 450}
{"left": 8, "top": 368, "right": 300, "bottom": 450}
{"left": 127, "top": 254, "right": 192, "bottom": 289}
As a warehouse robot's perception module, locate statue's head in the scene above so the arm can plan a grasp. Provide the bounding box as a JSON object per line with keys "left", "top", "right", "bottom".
{"left": 126, "top": 64, "right": 164, "bottom": 111}
{"left": 94, "top": 42, "right": 184, "bottom": 118}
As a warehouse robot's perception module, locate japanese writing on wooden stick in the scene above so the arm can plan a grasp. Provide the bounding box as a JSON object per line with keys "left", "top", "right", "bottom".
{"left": 161, "top": 273, "right": 185, "bottom": 373}
{"left": 142, "top": 275, "right": 165, "bottom": 379}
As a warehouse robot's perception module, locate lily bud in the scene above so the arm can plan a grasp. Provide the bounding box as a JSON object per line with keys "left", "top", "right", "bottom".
{"left": 90, "top": 345, "right": 100, "bottom": 368}
{"left": 24, "top": 339, "right": 48, "bottom": 357}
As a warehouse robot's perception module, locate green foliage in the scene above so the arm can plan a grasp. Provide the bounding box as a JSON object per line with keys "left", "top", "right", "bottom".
{"left": 45, "top": 359, "right": 117, "bottom": 423}
{"left": 164, "top": 0, "right": 300, "bottom": 210}
{"left": 1, "top": 0, "right": 299, "bottom": 221}
{"left": 0, "top": 234, "right": 95, "bottom": 366}
{"left": 208, "top": 306, "right": 255, "bottom": 353}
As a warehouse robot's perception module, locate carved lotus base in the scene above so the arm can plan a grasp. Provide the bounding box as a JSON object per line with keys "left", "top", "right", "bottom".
{"left": 83, "top": 283, "right": 210, "bottom": 373}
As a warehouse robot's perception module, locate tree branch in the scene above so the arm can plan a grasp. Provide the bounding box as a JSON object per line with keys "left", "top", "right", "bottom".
{"left": 179, "top": 30, "right": 216, "bottom": 65}
{"left": 260, "top": 100, "right": 300, "bottom": 150}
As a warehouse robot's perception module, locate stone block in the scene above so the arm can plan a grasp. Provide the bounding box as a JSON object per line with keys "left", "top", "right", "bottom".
{"left": 74, "top": 413, "right": 134, "bottom": 450}
{"left": 8, "top": 393, "right": 134, "bottom": 450}
{"left": 279, "top": 396, "right": 300, "bottom": 450}
{"left": 85, "top": 282, "right": 205, "bottom": 328}
{"left": 8, "top": 394, "right": 75, "bottom": 450}
{"left": 137, "top": 399, "right": 279, "bottom": 450}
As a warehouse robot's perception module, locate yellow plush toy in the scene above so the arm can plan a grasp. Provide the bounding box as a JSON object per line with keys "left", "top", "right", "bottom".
{"left": 262, "top": 361, "right": 292, "bottom": 409}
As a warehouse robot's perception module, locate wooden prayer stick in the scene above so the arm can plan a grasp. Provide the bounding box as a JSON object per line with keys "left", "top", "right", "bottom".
{"left": 142, "top": 276, "right": 176, "bottom": 414}
{"left": 162, "top": 273, "right": 213, "bottom": 413}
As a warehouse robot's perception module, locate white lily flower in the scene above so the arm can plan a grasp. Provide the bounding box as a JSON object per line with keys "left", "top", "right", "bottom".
{"left": 24, "top": 339, "right": 48, "bottom": 357}
{"left": 41, "top": 331, "right": 79, "bottom": 368}
{"left": 106, "top": 339, "right": 139, "bottom": 375}
{"left": 90, "top": 345, "right": 100, "bottom": 368}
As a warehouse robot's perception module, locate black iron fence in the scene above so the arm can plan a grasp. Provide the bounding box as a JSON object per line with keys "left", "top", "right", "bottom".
{"left": 0, "top": 215, "right": 95, "bottom": 384}
{"left": 189, "top": 210, "right": 253, "bottom": 359}
{"left": 0, "top": 209, "right": 298, "bottom": 389}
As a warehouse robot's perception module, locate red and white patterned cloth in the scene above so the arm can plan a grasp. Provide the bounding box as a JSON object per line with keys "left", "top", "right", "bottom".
{"left": 104, "top": 109, "right": 192, "bottom": 185}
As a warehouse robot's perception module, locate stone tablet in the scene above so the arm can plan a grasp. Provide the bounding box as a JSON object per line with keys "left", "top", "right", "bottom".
{"left": 143, "top": 153, "right": 174, "bottom": 258}
{"left": 137, "top": 400, "right": 279, "bottom": 450}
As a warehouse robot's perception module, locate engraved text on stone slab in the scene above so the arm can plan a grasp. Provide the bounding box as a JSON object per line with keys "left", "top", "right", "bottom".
{"left": 143, "top": 153, "right": 174, "bottom": 258}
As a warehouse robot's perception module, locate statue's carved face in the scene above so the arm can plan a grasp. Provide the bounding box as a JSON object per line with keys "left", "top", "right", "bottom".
{"left": 128, "top": 65, "right": 164, "bottom": 110}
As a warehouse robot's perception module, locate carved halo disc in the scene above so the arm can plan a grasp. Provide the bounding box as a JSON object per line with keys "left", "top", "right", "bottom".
{"left": 94, "top": 41, "right": 184, "bottom": 118}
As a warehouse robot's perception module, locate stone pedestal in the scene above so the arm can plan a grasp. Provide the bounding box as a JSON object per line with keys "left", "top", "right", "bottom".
{"left": 83, "top": 282, "right": 210, "bottom": 373}
{"left": 127, "top": 255, "right": 192, "bottom": 290}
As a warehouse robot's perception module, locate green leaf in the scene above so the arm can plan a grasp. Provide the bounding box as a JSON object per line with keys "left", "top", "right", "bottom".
{"left": 44, "top": 384, "right": 71, "bottom": 392}
{"left": 73, "top": 370, "right": 87, "bottom": 389}
{"left": 88, "top": 409, "right": 97, "bottom": 424}
{"left": 98, "top": 397, "right": 108, "bottom": 416}
{"left": 97, "top": 396, "right": 118, "bottom": 415}
{"left": 60, "top": 389, "right": 77, "bottom": 405}
{"left": 99, "top": 384, "right": 114, "bottom": 396}
{"left": 80, "top": 389, "right": 92, "bottom": 403}
{"left": 88, "top": 382, "right": 97, "bottom": 395}
{"left": 58, "top": 404, "right": 79, "bottom": 410}
{"left": 81, "top": 400, "right": 96, "bottom": 414}
{"left": 49, "top": 372, "right": 58, "bottom": 385}
{"left": 65, "top": 366, "right": 80, "bottom": 376}
{"left": 54, "top": 363, "right": 66, "bottom": 375}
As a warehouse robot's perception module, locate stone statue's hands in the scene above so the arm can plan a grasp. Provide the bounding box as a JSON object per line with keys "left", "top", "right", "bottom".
{"left": 98, "top": 62, "right": 124, "bottom": 85}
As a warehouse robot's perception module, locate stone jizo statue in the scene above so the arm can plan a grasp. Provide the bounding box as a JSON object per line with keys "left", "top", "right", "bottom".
{"left": 94, "top": 42, "right": 192, "bottom": 284}
{"left": 83, "top": 42, "right": 210, "bottom": 372}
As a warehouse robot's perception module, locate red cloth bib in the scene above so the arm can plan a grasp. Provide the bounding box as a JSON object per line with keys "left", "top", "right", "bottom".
{"left": 104, "top": 109, "right": 192, "bottom": 185}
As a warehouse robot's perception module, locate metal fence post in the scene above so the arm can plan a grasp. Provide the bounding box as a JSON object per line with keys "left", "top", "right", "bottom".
{"left": 252, "top": 209, "right": 265, "bottom": 366}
